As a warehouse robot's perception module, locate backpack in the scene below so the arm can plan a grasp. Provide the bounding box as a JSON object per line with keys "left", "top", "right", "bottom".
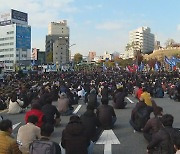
{"left": 29, "top": 140, "right": 56, "bottom": 154}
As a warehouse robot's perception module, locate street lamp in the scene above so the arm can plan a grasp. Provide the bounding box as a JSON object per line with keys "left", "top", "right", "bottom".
{"left": 69, "top": 44, "right": 76, "bottom": 48}
{"left": 69, "top": 44, "right": 76, "bottom": 61}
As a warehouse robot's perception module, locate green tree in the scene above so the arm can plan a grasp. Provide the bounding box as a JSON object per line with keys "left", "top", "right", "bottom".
{"left": 74, "top": 53, "right": 83, "bottom": 64}
{"left": 118, "top": 58, "right": 133, "bottom": 67}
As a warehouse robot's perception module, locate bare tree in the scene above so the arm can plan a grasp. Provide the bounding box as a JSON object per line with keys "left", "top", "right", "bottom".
{"left": 165, "top": 38, "right": 175, "bottom": 48}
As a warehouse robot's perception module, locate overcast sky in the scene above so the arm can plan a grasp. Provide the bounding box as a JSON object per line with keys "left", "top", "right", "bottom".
{"left": 0, "top": 0, "right": 180, "bottom": 56}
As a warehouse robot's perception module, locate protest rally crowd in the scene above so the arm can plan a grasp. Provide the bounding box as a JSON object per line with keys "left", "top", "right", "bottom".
{"left": 0, "top": 67, "right": 180, "bottom": 154}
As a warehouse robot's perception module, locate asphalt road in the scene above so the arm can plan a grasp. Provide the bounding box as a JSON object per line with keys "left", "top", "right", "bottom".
{"left": 1, "top": 95, "right": 180, "bottom": 154}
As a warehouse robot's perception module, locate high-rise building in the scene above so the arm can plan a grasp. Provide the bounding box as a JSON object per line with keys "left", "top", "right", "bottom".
{"left": 0, "top": 9, "right": 31, "bottom": 72}
{"left": 45, "top": 20, "right": 69, "bottom": 65}
{"left": 129, "top": 27, "right": 155, "bottom": 54}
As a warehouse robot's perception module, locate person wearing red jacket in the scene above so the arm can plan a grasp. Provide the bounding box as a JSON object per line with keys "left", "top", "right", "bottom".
{"left": 25, "top": 103, "right": 46, "bottom": 127}
{"left": 137, "top": 86, "right": 143, "bottom": 100}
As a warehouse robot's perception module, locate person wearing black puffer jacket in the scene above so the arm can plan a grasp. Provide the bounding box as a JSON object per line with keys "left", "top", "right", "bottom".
{"left": 61, "top": 115, "right": 90, "bottom": 154}
{"left": 80, "top": 105, "right": 101, "bottom": 142}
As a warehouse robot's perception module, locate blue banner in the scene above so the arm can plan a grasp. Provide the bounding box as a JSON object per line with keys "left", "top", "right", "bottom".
{"left": 171, "top": 56, "right": 180, "bottom": 65}
{"left": 164, "top": 56, "right": 172, "bottom": 65}
{"left": 51, "top": 64, "right": 56, "bottom": 70}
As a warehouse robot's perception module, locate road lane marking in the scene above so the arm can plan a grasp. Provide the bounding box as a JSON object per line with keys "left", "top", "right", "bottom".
{"left": 96, "top": 129, "right": 120, "bottom": 154}
{"left": 0, "top": 109, "right": 8, "bottom": 113}
{"left": 73, "top": 105, "right": 82, "bottom": 114}
{"left": 126, "top": 97, "right": 135, "bottom": 104}
{"left": 13, "top": 122, "right": 21, "bottom": 130}
{"left": 59, "top": 143, "right": 65, "bottom": 154}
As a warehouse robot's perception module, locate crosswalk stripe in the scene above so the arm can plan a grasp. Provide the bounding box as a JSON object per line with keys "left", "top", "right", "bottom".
{"left": 73, "top": 105, "right": 82, "bottom": 114}
{"left": 126, "top": 97, "right": 135, "bottom": 104}
{"left": 13, "top": 122, "right": 21, "bottom": 130}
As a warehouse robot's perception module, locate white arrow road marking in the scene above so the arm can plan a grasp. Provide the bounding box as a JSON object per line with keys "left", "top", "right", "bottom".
{"left": 73, "top": 105, "right": 82, "bottom": 114}
{"left": 126, "top": 97, "right": 135, "bottom": 104}
{"left": 96, "top": 129, "right": 120, "bottom": 154}
{"left": 13, "top": 122, "right": 21, "bottom": 130}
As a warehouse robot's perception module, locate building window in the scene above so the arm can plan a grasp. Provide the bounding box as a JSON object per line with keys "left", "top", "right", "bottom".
{"left": 7, "top": 31, "right": 14, "bottom": 35}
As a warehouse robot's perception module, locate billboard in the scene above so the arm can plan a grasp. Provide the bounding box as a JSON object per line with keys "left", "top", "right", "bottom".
{"left": 0, "top": 12, "right": 11, "bottom": 26}
{"left": 16, "top": 25, "right": 31, "bottom": 49}
{"left": 0, "top": 9, "right": 28, "bottom": 26}
{"left": 11, "top": 9, "right": 28, "bottom": 22}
